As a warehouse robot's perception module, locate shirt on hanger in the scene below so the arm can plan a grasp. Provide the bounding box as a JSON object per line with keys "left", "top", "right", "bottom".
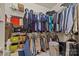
{"left": 66, "top": 5, "right": 74, "bottom": 33}
{"left": 49, "top": 16, "right": 53, "bottom": 32}
{"left": 73, "top": 5, "right": 78, "bottom": 33}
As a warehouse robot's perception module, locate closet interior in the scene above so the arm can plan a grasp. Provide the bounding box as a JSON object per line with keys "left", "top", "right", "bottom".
{"left": 5, "top": 3, "right": 79, "bottom": 56}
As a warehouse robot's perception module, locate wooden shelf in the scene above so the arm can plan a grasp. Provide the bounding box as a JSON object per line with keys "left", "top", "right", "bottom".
{"left": 12, "top": 32, "right": 26, "bottom": 36}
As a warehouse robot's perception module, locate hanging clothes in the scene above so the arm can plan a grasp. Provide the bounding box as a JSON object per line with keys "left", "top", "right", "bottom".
{"left": 66, "top": 37, "right": 77, "bottom": 56}
{"left": 59, "top": 12, "right": 62, "bottom": 32}
{"left": 59, "top": 42, "right": 66, "bottom": 56}
{"left": 43, "top": 33, "right": 48, "bottom": 50}
{"left": 31, "top": 14, "right": 36, "bottom": 32}
{"left": 23, "top": 35, "right": 32, "bottom": 56}
{"left": 35, "top": 33, "right": 41, "bottom": 53}
{"left": 45, "top": 15, "right": 49, "bottom": 31}
{"left": 49, "top": 38, "right": 59, "bottom": 56}
{"left": 29, "top": 33, "right": 36, "bottom": 56}
{"left": 23, "top": 8, "right": 29, "bottom": 31}
{"left": 61, "top": 10, "right": 65, "bottom": 32}
{"left": 29, "top": 33, "right": 33, "bottom": 55}
{"left": 64, "top": 8, "right": 69, "bottom": 33}
{"left": 40, "top": 33, "right": 46, "bottom": 51}
{"left": 56, "top": 13, "right": 59, "bottom": 32}
{"left": 59, "top": 10, "right": 64, "bottom": 32}
{"left": 63, "top": 9, "right": 67, "bottom": 32}
{"left": 65, "top": 5, "right": 74, "bottom": 33}
{"left": 37, "top": 13, "right": 42, "bottom": 32}
{"left": 45, "top": 33, "right": 49, "bottom": 49}
{"left": 57, "top": 13, "right": 61, "bottom": 32}
{"left": 49, "top": 16, "right": 53, "bottom": 32}
{"left": 41, "top": 14, "right": 44, "bottom": 32}
{"left": 66, "top": 42, "right": 77, "bottom": 56}
{"left": 73, "top": 4, "right": 78, "bottom": 33}
{"left": 76, "top": 43, "right": 79, "bottom": 56}
{"left": 29, "top": 10, "right": 36, "bottom": 32}
{"left": 49, "top": 33, "right": 59, "bottom": 56}
{"left": 35, "top": 14, "right": 38, "bottom": 32}
{"left": 31, "top": 33, "right": 36, "bottom": 55}
{"left": 54, "top": 13, "right": 59, "bottom": 32}
{"left": 28, "top": 10, "right": 33, "bottom": 32}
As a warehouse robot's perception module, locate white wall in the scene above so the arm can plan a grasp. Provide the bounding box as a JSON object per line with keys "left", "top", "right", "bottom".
{"left": 0, "top": 22, "right": 4, "bottom": 49}
{"left": 5, "top": 3, "right": 50, "bottom": 18}
{"left": 23, "top": 3, "right": 50, "bottom": 13}
{"left": 0, "top": 4, "right": 5, "bottom": 19}
{"left": 5, "top": 3, "right": 24, "bottom": 18}
{"left": 0, "top": 4, "right": 5, "bottom": 50}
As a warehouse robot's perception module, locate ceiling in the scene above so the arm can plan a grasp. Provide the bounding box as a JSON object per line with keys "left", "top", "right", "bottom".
{"left": 36, "top": 3, "right": 66, "bottom": 12}
{"left": 36, "top": 3, "right": 57, "bottom": 9}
